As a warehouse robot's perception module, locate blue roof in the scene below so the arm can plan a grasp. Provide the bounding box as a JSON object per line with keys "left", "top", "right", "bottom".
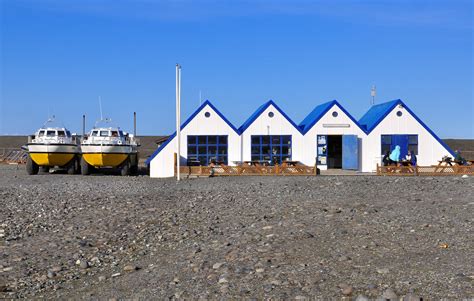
{"left": 237, "top": 100, "right": 302, "bottom": 134}
{"left": 299, "top": 100, "right": 337, "bottom": 133}
{"left": 299, "top": 100, "right": 368, "bottom": 134}
{"left": 358, "top": 99, "right": 400, "bottom": 132}
{"left": 145, "top": 100, "right": 238, "bottom": 165}
{"left": 358, "top": 99, "right": 455, "bottom": 156}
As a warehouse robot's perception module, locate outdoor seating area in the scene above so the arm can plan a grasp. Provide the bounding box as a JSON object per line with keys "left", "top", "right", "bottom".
{"left": 377, "top": 163, "right": 474, "bottom": 176}
{"left": 178, "top": 161, "right": 317, "bottom": 177}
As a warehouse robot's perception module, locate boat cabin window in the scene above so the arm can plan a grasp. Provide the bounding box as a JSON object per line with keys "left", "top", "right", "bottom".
{"left": 47, "top": 130, "right": 56, "bottom": 137}
{"left": 111, "top": 131, "right": 119, "bottom": 137}
{"left": 91, "top": 131, "right": 98, "bottom": 136}
{"left": 58, "top": 130, "right": 66, "bottom": 137}
{"left": 100, "top": 131, "right": 109, "bottom": 137}
{"left": 66, "top": 130, "right": 71, "bottom": 137}
{"left": 38, "top": 130, "right": 45, "bottom": 137}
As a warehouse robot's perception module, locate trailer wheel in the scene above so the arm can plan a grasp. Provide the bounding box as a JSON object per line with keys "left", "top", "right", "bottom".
{"left": 81, "top": 157, "right": 90, "bottom": 175}
{"left": 121, "top": 160, "right": 130, "bottom": 176}
{"left": 26, "top": 156, "right": 39, "bottom": 175}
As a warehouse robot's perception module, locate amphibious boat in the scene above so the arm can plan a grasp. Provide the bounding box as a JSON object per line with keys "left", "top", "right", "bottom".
{"left": 80, "top": 122, "right": 139, "bottom": 176}
{"left": 24, "top": 119, "right": 80, "bottom": 175}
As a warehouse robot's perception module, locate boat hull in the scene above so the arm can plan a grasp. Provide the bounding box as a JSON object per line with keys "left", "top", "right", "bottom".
{"left": 27, "top": 144, "right": 79, "bottom": 166}
{"left": 81, "top": 144, "right": 136, "bottom": 167}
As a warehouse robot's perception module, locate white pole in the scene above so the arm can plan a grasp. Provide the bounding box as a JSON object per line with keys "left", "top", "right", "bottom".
{"left": 176, "top": 64, "right": 181, "bottom": 181}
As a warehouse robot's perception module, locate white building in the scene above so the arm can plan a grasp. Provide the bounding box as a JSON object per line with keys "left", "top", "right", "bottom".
{"left": 147, "top": 99, "right": 454, "bottom": 177}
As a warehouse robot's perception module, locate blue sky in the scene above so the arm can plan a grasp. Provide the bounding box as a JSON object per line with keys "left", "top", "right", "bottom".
{"left": 1, "top": 0, "right": 473, "bottom": 138}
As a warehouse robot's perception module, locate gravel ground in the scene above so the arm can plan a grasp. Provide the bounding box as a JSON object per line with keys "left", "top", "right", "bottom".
{"left": 0, "top": 165, "right": 473, "bottom": 299}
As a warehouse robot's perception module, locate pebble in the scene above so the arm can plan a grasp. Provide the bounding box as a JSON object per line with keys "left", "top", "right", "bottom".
{"left": 382, "top": 288, "right": 398, "bottom": 300}
{"left": 123, "top": 265, "right": 139, "bottom": 272}
{"left": 98, "top": 276, "right": 106, "bottom": 282}
{"left": 111, "top": 273, "right": 121, "bottom": 278}
{"left": 376, "top": 268, "right": 389, "bottom": 274}
{"left": 212, "top": 262, "right": 224, "bottom": 269}
{"left": 79, "top": 260, "right": 89, "bottom": 269}
{"left": 341, "top": 285, "right": 353, "bottom": 296}
{"left": 355, "top": 295, "right": 369, "bottom": 301}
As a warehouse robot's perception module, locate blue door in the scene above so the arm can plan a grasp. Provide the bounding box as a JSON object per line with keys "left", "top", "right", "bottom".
{"left": 392, "top": 135, "right": 408, "bottom": 159}
{"left": 342, "top": 135, "right": 359, "bottom": 170}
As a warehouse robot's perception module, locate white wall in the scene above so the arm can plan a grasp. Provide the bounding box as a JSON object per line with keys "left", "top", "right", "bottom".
{"left": 150, "top": 103, "right": 240, "bottom": 178}
{"left": 240, "top": 104, "right": 304, "bottom": 162}
{"left": 301, "top": 104, "right": 367, "bottom": 170}
{"left": 362, "top": 105, "right": 452, "bottom": 172}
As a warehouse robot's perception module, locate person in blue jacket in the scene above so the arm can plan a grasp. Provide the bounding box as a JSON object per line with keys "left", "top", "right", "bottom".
{"left": 389, "top": 145, "right": 401, "bottom": 165}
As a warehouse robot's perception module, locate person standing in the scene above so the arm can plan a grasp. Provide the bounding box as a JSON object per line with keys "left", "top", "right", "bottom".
{"left": 389, "top": 145, "right": 401, "bottom": 165}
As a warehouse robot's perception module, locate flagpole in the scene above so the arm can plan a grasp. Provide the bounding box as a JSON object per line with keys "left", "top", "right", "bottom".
{"left": 176, "top": 64, "right": 181, "bottom": 181}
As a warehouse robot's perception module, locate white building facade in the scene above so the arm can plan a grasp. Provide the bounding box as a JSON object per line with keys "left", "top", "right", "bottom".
{"left": 147, "top": 99, "right": 454, "bottom": 177}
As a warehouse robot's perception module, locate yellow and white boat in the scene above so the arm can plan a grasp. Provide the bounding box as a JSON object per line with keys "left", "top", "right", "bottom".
{"left": 25, "top": 124, "right": 80, "bottom": 175}
{"left": 80, "top": 126, "right": 139, "bottom": 175}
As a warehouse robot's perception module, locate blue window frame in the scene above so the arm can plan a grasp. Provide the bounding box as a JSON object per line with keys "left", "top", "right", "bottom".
{"left": 187, "top": 135, "right": 228, "bottom": 165}
{"left": 251, "top": 135, "right": 291, "bottom": 164}
{"left": 381, "top": 134, "right": 418, "bottom": 157}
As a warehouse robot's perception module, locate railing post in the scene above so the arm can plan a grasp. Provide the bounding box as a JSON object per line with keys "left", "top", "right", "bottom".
{"left": 376, "top": 163, "right": 379, "bottom": 175}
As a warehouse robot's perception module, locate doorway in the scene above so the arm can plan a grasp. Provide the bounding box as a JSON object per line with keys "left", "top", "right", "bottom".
{"left": 327, "top": 135, "right": 342, "bottom": 169}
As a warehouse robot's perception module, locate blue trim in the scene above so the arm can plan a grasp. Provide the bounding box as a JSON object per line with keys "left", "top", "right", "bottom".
{"left": 238, "top": 100, "right": 303, "bottom": 134}
{"left": 145, "top": 132, "right": 175, "bottom": 165}
{"left": 360, "top": 99, "right": 455, "bottom": 156}
{"left": 145, "top": 100, "right": 238, "bottom": 165}
{"left": 299, "top": 100, "right": 368, "bottom": 134}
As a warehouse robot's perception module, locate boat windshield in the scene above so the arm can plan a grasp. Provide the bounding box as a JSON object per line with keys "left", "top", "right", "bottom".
{"left": 38, "top": 130, "right": 45, "bottom": 137}
{"left": 58, "top": 130, "right": 66, "bottom": 137}
{"left": 66, "top": 130, "right": 71, "bottom": 137}
{"left": 91, "top": 131, "right": 98, "bottom": 136}
{"left": 100, "top": 130, "right": 109, "bottom": 137}
{"left": 46, "top": 130, "right": 56, "bottom": 137}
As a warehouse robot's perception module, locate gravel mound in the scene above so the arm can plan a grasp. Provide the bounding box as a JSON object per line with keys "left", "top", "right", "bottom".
{"left": 0, "top": 165, "right": 473, "bottom": 299}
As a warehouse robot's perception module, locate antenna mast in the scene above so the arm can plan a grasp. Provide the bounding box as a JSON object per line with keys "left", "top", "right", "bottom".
{"left": 370, "top": 85, "right": 376, "bottom": 105}
{"left": 99, "top": 96, "right": 103, "bottom": 121}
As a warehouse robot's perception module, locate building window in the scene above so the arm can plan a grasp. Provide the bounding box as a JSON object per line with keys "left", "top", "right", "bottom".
{"left": 332, "top": 111, "right": 338, "bottom": 117}
{"left": 187, "top": 135, "right": 228, "bottom": 165}
{"left": 408, "top": 135, "right": 418, "bottom": 155}
{"left": 396, "top": 111, "right": 403, "bottom": 117}
{"left": 380, "top": 134, "right": 418, "bottom": 156}
{"left": 251, "top": 135, "right": 291, "bottom": 164}
{"left": 268, "top": 112, "right": 274, "bottom": 118}
{"left": 204, "top": 112, "right": 211, "bottom": 118}
{"left": 381, "top": 135, "right": 392, "bottom": 155}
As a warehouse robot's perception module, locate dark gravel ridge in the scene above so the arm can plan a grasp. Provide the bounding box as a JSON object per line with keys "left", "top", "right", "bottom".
{"left": 0, "top": 165, "right": 473, "bottom": 299}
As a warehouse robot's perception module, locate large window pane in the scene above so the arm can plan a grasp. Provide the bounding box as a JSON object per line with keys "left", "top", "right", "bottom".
{"left": 381, "top": 135, "right": 392, "bottom": 145}
{"left": 262, "top": 136, "right": 270, "bottom": 144}
{"left": 198, "top": 146, "right": 206, "bottom": 155}
{"left": 251, "top": 136, "right": 260, "bottom": 145}
{"left": 408, "top": 135, "right": 418, "bottom": 144}
{"left": 198, "top": 136, "right": 206, "bottom": 144}
{"left": 219, "top": 136, "right": 227, "bottom": 144}
{"left": 188, "top": 136, "right": 196, "bottom": 145}
{"left": 188, "top": 145, "right": 196, "bottom": 155}
{"left": 208, "top": 145, "right": 217, "bottom": 154}
{"left": 208, "top": 136, "right": 217, "bottom": 144}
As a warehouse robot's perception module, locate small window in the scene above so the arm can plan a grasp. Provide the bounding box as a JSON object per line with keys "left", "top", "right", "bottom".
{"left": 396, "top": 111, "right": 403, "bottom": 117}
{"left": 204, "top": 112, "right": 211, "bottom": 118}
{"left": 332, "top": 111, "right": 338, "bottom": 117}
{"left": 111, "top": 131, "right": 119, "bottom": 137}
{"left": 268, "top": 112, "right": 274, "bottom": 118}
{"left": 91, "top": 131, "right": 98, "bottom": 137}
{"left": 57, "top": 130, "right": 66, "bottom": 137}
{"left": 100, "top": 131, "right": 109, "bottom": 137}
{"left": 38, "top": 131, "right": 45, "bottom": 137}
{"left": 47, "top": 130, "right": 56, "bottom": 137}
